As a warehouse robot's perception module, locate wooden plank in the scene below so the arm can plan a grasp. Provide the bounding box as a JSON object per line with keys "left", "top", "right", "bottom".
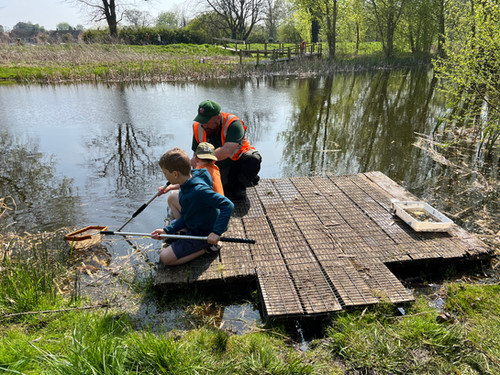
{"left": 154, "top": 173, "right": 492, "bottom": 320}
{"left": 363, "top": 171, "right": 492, "bottom": 258}
{"left": 255, "top": 179, "right": 342, "bottom": 315}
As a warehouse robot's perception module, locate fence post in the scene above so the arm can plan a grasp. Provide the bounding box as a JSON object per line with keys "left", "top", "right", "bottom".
{"left": 288, "top": 47, "right": 291, "bottom": 60}
{"left": 239, "top": 50, "right": 243, "bottom": 64}
{"left": 256, "top": 51, "right": 260, "bottom": 66}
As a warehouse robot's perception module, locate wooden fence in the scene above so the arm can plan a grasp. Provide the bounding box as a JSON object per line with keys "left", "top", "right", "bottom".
{"left": 213, "top": 38, "right": 323, "bottom": 65}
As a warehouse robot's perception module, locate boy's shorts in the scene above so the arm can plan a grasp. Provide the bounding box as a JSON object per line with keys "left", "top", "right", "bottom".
{"left": 171, "top": 237, "right": 208, "bottom": 259}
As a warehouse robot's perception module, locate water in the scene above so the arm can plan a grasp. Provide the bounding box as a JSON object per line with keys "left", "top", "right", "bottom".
{"left": 1, "top": 70, "right": 498, "bottom": 331}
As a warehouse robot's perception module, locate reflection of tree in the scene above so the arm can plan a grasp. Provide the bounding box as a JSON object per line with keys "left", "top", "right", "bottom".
{"left": 280, "top": 69, "right": 443, "bottom": 185}
{"left": 85, "top": 83, "right": 170, "bottom": 194}
{"left": 86, "top": 122, "right": 164, "bottom": 192}
{"left": 0, "top": 132, "right": 80, "bottom": 233}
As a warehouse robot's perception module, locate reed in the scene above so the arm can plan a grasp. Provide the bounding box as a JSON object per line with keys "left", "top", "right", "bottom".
{"left": 0, "top": 43, "right": 427, "bottom": 84}
{"left": 0, "top": 230, "right": 76, "bottom": 316}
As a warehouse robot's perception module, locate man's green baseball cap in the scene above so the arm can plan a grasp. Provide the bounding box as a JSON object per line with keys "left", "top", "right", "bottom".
{"left": 194, "top": 100, "right": 221, "bottom": 123}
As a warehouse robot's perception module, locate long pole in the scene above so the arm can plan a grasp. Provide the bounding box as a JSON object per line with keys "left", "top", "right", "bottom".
{"left": 101, "top": 230, "right": 256, "bottom": 244}
{"left": 117, "top": 182, "right": 170, "bottom": 231}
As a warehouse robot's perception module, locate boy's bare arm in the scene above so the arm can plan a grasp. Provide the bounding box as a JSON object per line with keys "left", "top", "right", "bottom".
{"left": 158, "top": 184, "right": 180, "bottom": 196}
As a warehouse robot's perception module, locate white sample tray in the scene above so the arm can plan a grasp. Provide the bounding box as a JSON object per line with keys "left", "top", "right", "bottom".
{"left": 390, "top": 200, "right": 454, "bottom": 232}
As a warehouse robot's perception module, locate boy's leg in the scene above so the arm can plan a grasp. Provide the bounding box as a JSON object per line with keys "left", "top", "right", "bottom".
{"left": 159, "top": 238, "right": 209, "bottom": 266}
{"left": 160, "top": 245, "right": 205, "bottom": 265}
{"left": 167, "top": 191, "right": 181, "bottom": 220}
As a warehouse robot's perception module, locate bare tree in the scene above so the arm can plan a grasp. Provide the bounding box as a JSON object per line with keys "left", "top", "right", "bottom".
{"left": 124, "top": 9, "right": 152, "bottom": 28}
{"left": 67, "top": 0, "right": 120, "bottom": 37}
{"left": 68, "top": 0, "right": 150, "bottom": 37}
{"left": 205, "top": 0, "right": 264, "bottom": 40}
{"left": 263, "top": 0, "right": 287, "bottom": 41}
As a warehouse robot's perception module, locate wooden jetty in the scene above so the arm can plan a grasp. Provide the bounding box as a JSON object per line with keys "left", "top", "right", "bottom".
{"left": 154, "top": 172, "right": 492, "bottom": 320}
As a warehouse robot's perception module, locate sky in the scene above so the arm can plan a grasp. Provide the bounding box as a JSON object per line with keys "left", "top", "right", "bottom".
{"left": 0, "top": 0, "right": 189, "bottom": 31}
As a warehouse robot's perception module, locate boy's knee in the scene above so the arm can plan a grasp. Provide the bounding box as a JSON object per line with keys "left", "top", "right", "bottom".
{"left": 167, "top": 194, "right": 175, "bottom": 206}
{"left": 160, "top": 246, "right": 178, "bottom": 265}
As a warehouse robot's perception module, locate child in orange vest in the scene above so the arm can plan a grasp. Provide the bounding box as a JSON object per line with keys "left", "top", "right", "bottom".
{"left": 159, "top": 142, "right": 224, "bottom": 221}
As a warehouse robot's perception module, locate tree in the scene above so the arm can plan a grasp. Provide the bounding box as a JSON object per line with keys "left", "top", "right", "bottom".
{"left": 341, "top": 0, "right": 370, "bottom": 54}
{"left": 277, "top": 17, "right": 301, "bottom": 42}
{"left": 205, "top": 0, "right": 264, "bottom": 40}
{"left": 156, "top": 11, "right": 179, "bottom": 29}
{"left": 293, "top": 0, "right": 339, "bottom": 60}
{"left": 400, "top": 0, "right": 438, "bottom": 56}
{"left": 187, "top": 12, "right": 227, "bottom": 39}
{"left": 263, "top": 0, "right": 287, "bottom": 41}
{"left": 68, "top": 0, "right": 120, "bottom": 37}
{"left": 68, "top": 0, "right": 148, "bottom": 38}
{"left": 56, "top": 22, "right": 73, "bottom": 31}
{"left": 433, "top": 0, "right": 500, "bottom": 155}
{"left": 13, "top": 22, "right": 45, "bottom": 33}
{"left": 123, "top": 9, "right": 152, "bottom": 28}
{"left": 366, "top": 0, "right": 407, "bottom": 59}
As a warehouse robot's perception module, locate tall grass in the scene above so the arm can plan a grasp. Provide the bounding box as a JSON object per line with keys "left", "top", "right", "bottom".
{"left": 0, "top": 43, "right": 428, "bottom": 84}
{"left": 324, "top": 288, "right": 500, "bottom": 374}
{"left": 41, "top": 314, "right": 317, "bottom": 375}
{"left": 0, "top": 230, "right": 75, "bottom": 316}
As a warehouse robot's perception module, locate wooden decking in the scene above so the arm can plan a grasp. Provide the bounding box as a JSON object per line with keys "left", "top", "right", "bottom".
{"left": 154, "top": 172, "right": 492, "bottom": 320}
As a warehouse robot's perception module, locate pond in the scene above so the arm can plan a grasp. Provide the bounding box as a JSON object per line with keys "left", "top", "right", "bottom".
{"left": 1, "top": 68, "right": 498, "bottom": 331}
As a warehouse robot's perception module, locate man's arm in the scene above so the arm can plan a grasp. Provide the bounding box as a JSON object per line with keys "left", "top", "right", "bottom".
{"left": 215, "top": 142, "right": 239, "bottom": 161}
{"left": 215, "top": 119, "right": 245, "bottom": 160}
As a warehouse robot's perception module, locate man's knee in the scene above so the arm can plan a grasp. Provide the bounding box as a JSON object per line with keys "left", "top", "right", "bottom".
{"left": 239, "top": 150, "right": 262, "bottom": 186}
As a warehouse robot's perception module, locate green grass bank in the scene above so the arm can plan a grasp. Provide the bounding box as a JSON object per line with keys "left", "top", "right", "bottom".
{"left": 1, "top": 230, "right": 499, "bottom": 374}
{"left": 0, "top": 42, "right": 429, "bottom": 84}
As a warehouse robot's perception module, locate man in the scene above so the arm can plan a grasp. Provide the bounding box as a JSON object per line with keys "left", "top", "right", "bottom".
{"left": 191, "top": 100, "right": 262, "bottom": 200}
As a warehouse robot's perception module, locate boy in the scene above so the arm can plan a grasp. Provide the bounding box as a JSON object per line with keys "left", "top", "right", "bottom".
{"left": 151, "top": 147, "right": 234, "bottom": 266}
{"left": 159, "top": 142, "right": 224, "bottom": 220}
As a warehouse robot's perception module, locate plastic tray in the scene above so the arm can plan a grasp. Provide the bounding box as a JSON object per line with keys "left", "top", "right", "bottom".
{"left": 390, "top": 200, "right": 454, "bottom": 232}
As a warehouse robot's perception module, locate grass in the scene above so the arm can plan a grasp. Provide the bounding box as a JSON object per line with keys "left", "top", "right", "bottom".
{"left": 0, "top": 42, "right": 427, "bottom": 84}
{"left": 1, "top": 229, "right": 499, "bottom": 374}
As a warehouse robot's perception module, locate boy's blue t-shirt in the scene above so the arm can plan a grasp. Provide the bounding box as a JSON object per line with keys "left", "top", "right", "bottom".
{"left": 163, "top": 168, "right": 234, "bottom": 236}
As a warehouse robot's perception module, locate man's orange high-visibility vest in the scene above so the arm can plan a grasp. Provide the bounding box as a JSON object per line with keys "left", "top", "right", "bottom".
{"left": 193, "top": 112, "right": 254, "bottom": 161}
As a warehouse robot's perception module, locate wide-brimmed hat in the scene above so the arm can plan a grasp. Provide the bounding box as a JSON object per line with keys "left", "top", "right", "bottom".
{"left": 194, "top": 100, "right": 221, "bottom": 123}
{"left": 195, "top": 142, "right": 217, "bottom": 161}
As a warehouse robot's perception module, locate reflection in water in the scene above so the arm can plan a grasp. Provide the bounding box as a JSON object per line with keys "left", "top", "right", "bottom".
{"left": 86, "top": 122, "right": 157, "bottom": 191}
{"left": 280, "top": 69, "right": 443, "bottom": 182}
{"left": 0, "top": 131, "right": 80, "bottom": 232}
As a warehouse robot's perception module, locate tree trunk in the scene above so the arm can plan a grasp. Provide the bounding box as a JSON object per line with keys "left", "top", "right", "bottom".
{"left": 326, "top": 0, "right": 338, "bottom": 60}
{"left": 437, "top": 0, "right": 445, "bottom": 57}
{"left": 311, "top": 19, "right": 320, "bottom": 43}
{"left": 103, "top": 0, "right": 118, "bottom": 38}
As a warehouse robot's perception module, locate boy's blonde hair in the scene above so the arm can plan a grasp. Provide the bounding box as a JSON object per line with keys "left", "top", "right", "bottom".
{"left": 159, "top": 147, "right": 191, "bottom": 175}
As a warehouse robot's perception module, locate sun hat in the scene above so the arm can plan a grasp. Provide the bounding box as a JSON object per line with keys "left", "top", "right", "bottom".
{"left": 194, "top": 100, "right": 221, "bottom": 123}
{"left": 195, "top": 142, "right": 217, "bottom": 161}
